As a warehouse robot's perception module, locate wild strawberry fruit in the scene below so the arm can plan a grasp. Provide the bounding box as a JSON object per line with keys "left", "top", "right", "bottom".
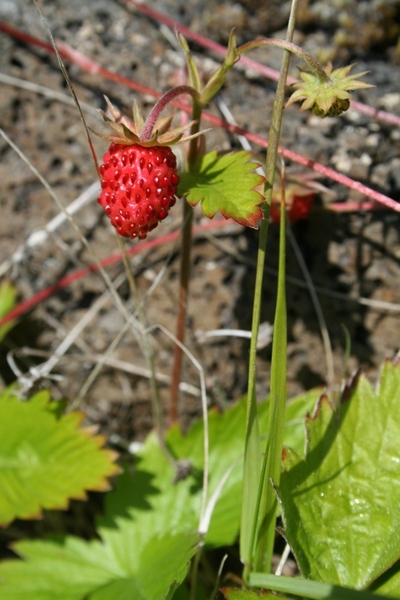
{"left": 98, "top": 143, "right": 179, "bottom": 239}
{"left": 270, "top": 190, "right": 315, "bottom": 224}
{"left": 94, "top": 93, "right": 202, "bottom": 240}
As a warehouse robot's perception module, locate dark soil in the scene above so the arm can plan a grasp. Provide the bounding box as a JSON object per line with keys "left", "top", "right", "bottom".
{"left": 1, "top": 0, "right": 400, "bottom": 444}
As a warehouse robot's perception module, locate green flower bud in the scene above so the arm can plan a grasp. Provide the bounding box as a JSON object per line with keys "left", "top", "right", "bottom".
{"left": 287, "top": 63, "right": 373, "bottom": 118}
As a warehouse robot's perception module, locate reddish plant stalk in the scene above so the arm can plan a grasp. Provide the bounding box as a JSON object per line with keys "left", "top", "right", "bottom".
{"left": 169, "top": 202, "right": 194, "bottom": 423}
{"left": 140, "top": 85, "right": 200, "bottom": 141}
{"left": 169, "top": 106, "right": 203, "bottom": 423}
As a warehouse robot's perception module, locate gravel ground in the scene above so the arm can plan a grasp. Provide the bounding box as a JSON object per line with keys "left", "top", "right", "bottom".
{"left": 0, "top": 0, "right": 400, "bottom": 441}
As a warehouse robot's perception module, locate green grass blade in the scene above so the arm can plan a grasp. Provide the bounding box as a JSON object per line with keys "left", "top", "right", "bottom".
{"left": 241, "top": 45, "right": 293, "bottom": 583}
{"left": 249, "top": 573, "right": 389, "bottom": 600}
{"left": 254, "top": 180, "right": 287, "bottom": 572}
{"left": 240, "top": 222, "right": 266, "bottom": 570}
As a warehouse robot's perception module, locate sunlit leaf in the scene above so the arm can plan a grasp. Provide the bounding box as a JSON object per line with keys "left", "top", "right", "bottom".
{"left": 0, "top": 389, "right": 320, "bottom": 598}
{"left": 278, "top": 361, "right": 400, "bottom": 588}
{"left": 178, "top": 150, "right": 264, "bottom": 227}
{"left": 0, "top": 390, "right": 119, "bottom": 525}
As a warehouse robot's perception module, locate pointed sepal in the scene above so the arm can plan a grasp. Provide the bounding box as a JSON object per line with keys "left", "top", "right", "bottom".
{"left": 287, "top": 62, "right": 374, "bottom": 117}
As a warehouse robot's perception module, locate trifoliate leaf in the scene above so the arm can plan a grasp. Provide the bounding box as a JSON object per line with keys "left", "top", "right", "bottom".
{"left": 278, "top": 361, "right": 400, "bottom": 589}
{"left": 0, "top": 389, "right": 119, "bottom": 526}
{"left": 178, "top": 150, "right": 265, "bottom": 227}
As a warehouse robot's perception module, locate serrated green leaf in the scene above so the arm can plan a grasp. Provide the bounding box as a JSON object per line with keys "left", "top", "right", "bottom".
{"left": 0, "top": 531, "right": 198, "bottom": 600}
{"left": 86, "top": 532, "right": 198, "bottom": 600}
{"left": 97, "top": 435, "right": 201, "bottom": 574}
{"left": 178, "top": 150, "right": 264, "bottom": 227}
{"left": 138, "top": 532, "right": 199, "bottom": 600}
{"left": 0, "top": 390, "right": 119, "bottom": 525}
{"left": 0, "top": 536, "right": 123, "bottom": 600}
{"left": 278, "top": 361, "right": 400, "bottom": 588}
{"left": 0, "top": 429, "right": 200, "bottom": 599}
{"left": 95, "top": 405, "right": 249, "bottom": 566}
{"left": 0, "top": 390, "right": 320, "bottom": 598}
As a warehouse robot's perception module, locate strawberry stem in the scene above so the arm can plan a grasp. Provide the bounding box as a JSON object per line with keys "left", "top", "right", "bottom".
{"left": 169, "top": 102, "right": 203, "bottom": 423}
{"left": 237, "top": 38, "right": 331, "bottom": 83}
{"left": 140, "top": 85, "right": 201, "bottom": 142}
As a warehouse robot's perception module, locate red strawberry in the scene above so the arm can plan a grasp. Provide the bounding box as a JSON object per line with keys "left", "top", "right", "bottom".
{"left": 98, "top": 143, "right": 179, "bottom": 240}
{"left": 94, "top": 95, "right": 203, "bottom": 239}
{"left": 270, "top": 189, "right": 315, "bottom": 224}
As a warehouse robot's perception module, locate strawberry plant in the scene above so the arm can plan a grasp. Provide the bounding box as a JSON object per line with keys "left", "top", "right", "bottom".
{"left": 1, "top": 1, "right": 400, "bottom": 599}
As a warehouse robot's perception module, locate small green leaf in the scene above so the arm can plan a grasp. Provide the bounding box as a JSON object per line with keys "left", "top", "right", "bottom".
{"left": 0, "top": 390, "right": 119, "bottom": 525}
{"left": 278, "top": 361, "right": 400, "bottom": 588}
{"left": 178, "top": 150, "right": 264, "bottom": 228}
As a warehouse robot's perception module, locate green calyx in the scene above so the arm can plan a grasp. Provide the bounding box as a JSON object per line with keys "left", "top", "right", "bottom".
{"left": 95, "top": 94, "right": 203, "bottom": 148}
{"left": 287, "top": 62, "right": 374, "bottom": 118}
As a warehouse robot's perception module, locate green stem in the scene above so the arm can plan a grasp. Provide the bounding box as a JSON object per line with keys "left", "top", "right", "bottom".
{"left": 241, "top": 0, "right": 299, "bottom": 580}
{"left": 238, "top": 37, "right": 330, "bottom": 82}
{"left": 254, "top": 165, "right": 287, "bottom": 572}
